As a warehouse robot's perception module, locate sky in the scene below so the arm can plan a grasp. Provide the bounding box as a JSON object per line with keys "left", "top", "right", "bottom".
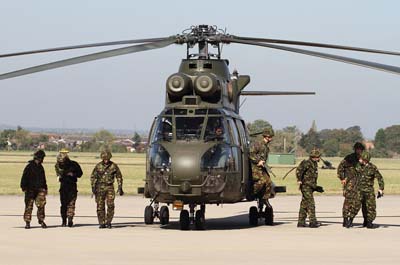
{"left": 0, "top": 0, "right": 399, "bottom": 138}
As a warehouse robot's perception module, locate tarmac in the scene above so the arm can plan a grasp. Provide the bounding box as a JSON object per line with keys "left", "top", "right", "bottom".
{"left": 0, "top": 195, "right": 399, "bottom": 265}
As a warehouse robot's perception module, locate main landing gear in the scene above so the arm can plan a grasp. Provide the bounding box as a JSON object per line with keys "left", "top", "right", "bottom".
{"left": 179, "top": 204, "right": 206, "bottom": 230}
{"left": 249, "top": 199, "right": 273, "bottom": 226}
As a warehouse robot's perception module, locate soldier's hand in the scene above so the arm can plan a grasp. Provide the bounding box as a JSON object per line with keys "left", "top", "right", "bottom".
{"left": 340, "top": 179, "right": 346, "bottom": 186}
{"left": 67, "top": 172, "right": 74, "bottom": 177}
{"left": 377, "top": 189, "right": 384, "bottom": 198}
{"left": 92, "top": 187, "right": 96, "bottom": 195}
{"left": 118, "top": 187, "right": 124, "bottom": 196}
{"left": 21, "top": 188, "right": 26, "bottom": 192}
{"left": 257, "top": 160, "right": 265, "bottom": 167}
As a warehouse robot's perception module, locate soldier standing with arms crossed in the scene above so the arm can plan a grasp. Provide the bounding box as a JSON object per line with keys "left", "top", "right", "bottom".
{"left": 91, "top": 150, "right": 124, "bottom": 229}
{"left": 55, "top": 148, "right": 83, "bottom": 227}
{"left": 20, "top": 150, "right": 48, "bottom": 229}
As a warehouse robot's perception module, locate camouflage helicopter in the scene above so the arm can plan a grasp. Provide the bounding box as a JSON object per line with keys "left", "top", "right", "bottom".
{"left": 2, "top": 25, "right": 400, "bottom": 230}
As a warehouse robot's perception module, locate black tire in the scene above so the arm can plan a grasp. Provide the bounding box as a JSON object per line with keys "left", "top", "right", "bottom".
{"left": 144, "top": 206, "right": 154, "bottom": 225}
{"left": 195, "top": 210, "right": 205, "bottom": 230}
{"left": 160, "top": 206, "right": 169, "bottom": 225}
{"left": 179, "top": 210, "right": 190, "bottom": 230}
{"left": 249, "top": 206, "right": 258, "bottom": 226}
{"left": 265, "top": 206, "right": 274, "bottom": 226}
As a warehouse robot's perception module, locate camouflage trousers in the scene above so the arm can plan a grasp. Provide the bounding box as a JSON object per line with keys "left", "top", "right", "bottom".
{"left": 298, "top": 185, "right": 316, "bottom": 224}
{"left": 252, "top": 167, "right": 272, "bottom": 200}
{"left": 23, "top": 190, "right": 46, "bottom": 222}
{"left": 342, "top": 189, "right": 361, "bottom": 218}
{"left": 60, "top": 184, "right": 78, "bottom": 219}
{"left": 95, "top": 185, "right": 115, "bottom": 225}
{"left": 357, "top": 190, "right": 376, "bottom": 222}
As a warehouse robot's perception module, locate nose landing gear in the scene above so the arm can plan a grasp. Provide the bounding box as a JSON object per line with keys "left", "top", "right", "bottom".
{"left": 179, "top": 203, "right": 206, "bottom": 230}
{"left": 248, "top": 199, "right": 274, "bottom": 226}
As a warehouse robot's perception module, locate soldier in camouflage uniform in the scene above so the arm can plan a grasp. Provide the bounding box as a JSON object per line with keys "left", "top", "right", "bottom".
{"left": 249, "top": 127, "right": 274, "bottom": 224}
{"left": 356, "top": 151, "right": 384, "bottom": 229}
{"left": 91, "top": 150, "right": 124, "bottom": 229}
{"left": 55, "top": 148, "right": 83, "bottom": 227}
{"left": 296, "top": 148, "right": 322, "bottom": 228}
{"left": 337, "top": 142, "right": 365, "bottom": 228}
{"left": 20, "top": 150, "right": 48, "bottom": 229}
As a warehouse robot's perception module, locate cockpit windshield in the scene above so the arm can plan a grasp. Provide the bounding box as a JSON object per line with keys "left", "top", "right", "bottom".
{"left": 204, "top": 117, "right": 230, "bottom": 143}
{"left": 152, "top": 117, "right": 173, "bottom": 143}
{"left": 176, "top": 117, "right": 204, "bottom": 140}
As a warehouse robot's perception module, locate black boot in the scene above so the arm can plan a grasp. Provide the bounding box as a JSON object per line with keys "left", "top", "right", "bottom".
{"left": 363, "top": 219, "right": 368, "bottom": 227}
{"left": 106, "top": 223, "right": 112, "bottom": 229}
{"left": 25, "top": 222, "right": 30, "bottom": 229}
{"left": 343, "top": 218, "right": 348, "bottom": 227}
{"left": 62, "top": 218, "right": 67, "bottom": 227}
{"left": 309, "top": 222, "right": 321, "bottom": 228}
{"left": 67, "top": 217, "right": 73, "bottom": 228}
{"left": 99, "top": 224, "right": 106, "bottom": 229}
{"left": 345, "top": 218, "right": 353, "bottom": 228}
{"left": 39, "top": 221, "right": 47, "bottom": 229}
{"left": 297, "top": 222, "right": 307, "bottom": 228}
{"left": 366, "top": 222, "right": 379, "bottom": 229}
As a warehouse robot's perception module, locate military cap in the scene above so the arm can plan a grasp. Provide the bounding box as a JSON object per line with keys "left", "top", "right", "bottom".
{"left": 59, "top": 148, "right": 69, "bottom": 153}
{"left": 262, "top": 127, "right": 275, "bottom": 137}
{"left": 100, "top": 150, "right": 112, "bottom": 160}
{"left": 353, "top": 142, "right": 365, "bottom": 151}
{"left": 309, "top": 148, "right": 321, "bottom": 158}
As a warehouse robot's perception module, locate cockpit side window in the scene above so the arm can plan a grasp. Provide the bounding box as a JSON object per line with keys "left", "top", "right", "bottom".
{"left": 152, "top": 117, "right": 173, "bottom": 143}
{"left": 176, "top": 117, "right": 205, "bottom": 141}
{"left": 204, "top": 117, "right": 231, "bottom": 143}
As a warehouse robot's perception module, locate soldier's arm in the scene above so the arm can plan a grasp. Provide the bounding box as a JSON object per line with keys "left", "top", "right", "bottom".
{"left": 90, "top": 165, "right": 98, "bottom": 188}
{"left": 373, "top": 165, "right": 384, "bottom": 190}
{"left": 42, "top": 165, "right": 48, "bottom": 191}
{"left": 55, "top": 163, "right": 60, "bottom": 177}
{"left": 114, "top": 164, "right": 123, "bottom": 188}
{"left": 337, "top": 160, "right": 346, "bottom": 180}
{"left": 20, "top": 164, "right": 30, "bottom": 190}
{"left": 296, "top": 160, "right": 307, "bottom": 182}
{"left": 73, "top": 161, "right": 83, "bottom": 178}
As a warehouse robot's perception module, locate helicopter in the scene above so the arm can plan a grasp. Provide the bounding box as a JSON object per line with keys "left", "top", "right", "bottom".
{"left": 1, "top": 25, "right": 400, "bottom": 230}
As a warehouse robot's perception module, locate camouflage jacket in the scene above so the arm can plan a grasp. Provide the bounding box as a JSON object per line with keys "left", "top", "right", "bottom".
{"left": 249, "top": 141, "right": 270, "bottom": 166}
{"left": 359, "top": 162, "right": 384, "bottom": 192}
{"left": 90, "top": 161, "right": 123, "bottom": 188}
{"left": 296, "top": 159, "right": 318, "bottom": 189}
{"left": 55, "top": 158, "right": 83, "bottom": 185}
{"left": 337, "top": 153, "right": 362, "bottom": 192}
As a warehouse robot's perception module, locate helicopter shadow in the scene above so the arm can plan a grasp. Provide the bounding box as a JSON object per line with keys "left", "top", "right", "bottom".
{"left": 161, "top": 213, "right": 289, "bottom": 231}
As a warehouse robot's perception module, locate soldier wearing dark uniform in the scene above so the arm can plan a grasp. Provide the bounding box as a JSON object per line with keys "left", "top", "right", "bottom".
{"left": 91, "top": 150, "right": 124, "bottom": 229}
{"left": 356, "top": 151, "right": 384, "bottom": 229}
{"left": 20, "top": 150, "right": 48, "bottom": 229}
{"left": 337, "top": 142, "right": 364, "bottom": 228}
{"left": 296, "top": 148, "right": 322, "bottom": 228}
{"left": 55, "top": 148, "right": 83, "bottom": 227}
{"left": 249, "top": 127, "right": 274, "bottom": 224}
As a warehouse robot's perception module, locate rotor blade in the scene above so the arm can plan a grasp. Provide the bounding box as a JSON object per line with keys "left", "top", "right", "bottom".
{"left": 0, "top": 39, "right": 175, "bottom": 80}
{"left": 227, "top": 38, "right": 400, "bottom": 76}
{"left": 232, "top": 36, "right": 400, "bottom": 56}
{"left": 241, "top": 91, "right": 315, "bottom": 96}
{"left": 0, "top": 37, "right": 170, "bottom": 58}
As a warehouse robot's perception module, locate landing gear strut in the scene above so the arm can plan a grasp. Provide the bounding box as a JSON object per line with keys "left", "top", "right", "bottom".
{"left": 248, "top": 199, "right": 274, "bottom": 226}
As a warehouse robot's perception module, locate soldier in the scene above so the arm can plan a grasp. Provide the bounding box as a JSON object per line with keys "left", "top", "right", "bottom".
{"left": 296, "top": 148, "right": 322, "bottom": 228}
{"left": 249, "top": 127, "right": 274, "bottom": 224}
{"left": 20, "top": 150, "right": 48, "bottom": 229}
{"left": 337, "top": 142, "right": 365, "bottom": 228}
{"left": 91, "top": 150, "right": 124, "bottom": 229}
{"left": 55, "top": 148, "right": 83, "bottom": 227}
{"left": 356, "top": 151, "right": 384, "bottom": 229}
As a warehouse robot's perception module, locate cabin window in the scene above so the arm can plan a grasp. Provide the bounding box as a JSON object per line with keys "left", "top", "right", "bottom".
{"left": 227, "top": 119, "right": 240, "bottom": 146}
{"left": 151, "top": 117, "right": 173, "bottom": 143}
{"left": 176, "top": 117, "right": 205, "bottom": 140}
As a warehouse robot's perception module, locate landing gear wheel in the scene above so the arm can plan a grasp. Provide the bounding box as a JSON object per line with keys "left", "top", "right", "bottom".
{"left": 179, "top": 210, "right": 190, "bottom": 230}
{"left": 195, "top": 210, "right": 205, "bottom": 230}
{"left": 160, "top": 206, "right": 170, "bottom": 225}
{"left": 265, "top": 206, "right": 274, "bottom": 226}
{"left": 249, "top": 206, "right": 258, "bottom": 226}
{"left": 144, "top": 205, "right": 154, "bottom": 225}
